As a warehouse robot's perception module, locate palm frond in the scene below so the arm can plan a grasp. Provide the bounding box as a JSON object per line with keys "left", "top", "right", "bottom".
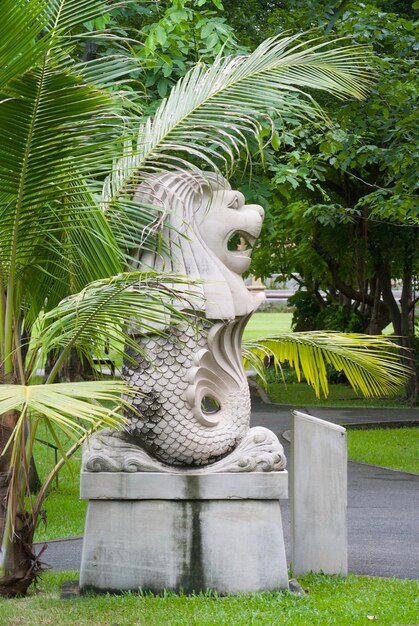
{"left": 103, "top": 33, "right": 372, "bottom": 207}
{"left": 80, "top": 54, "right": 145, "bottom": 97}
{"left": 0, "top": 0, "right": 50, "bottom": 89}
{"left": 29, "top": 271, "right": 202, "bottom": 382}
{"left": 0, "top": 68, "right": 122, "bottom": 205}
{"left": 0, "top": 4, "right": 132, "bottom": 328}
{"left": 242, "top": 332, "right": 409, "bottom": 398}
{"left": 20, "top": 187, "right": 124, "bottom": 328}
{"left": 0, "top": 381, "right": 132, "bottom": 446}
{"left": 0, "top": 378, "right": 133, "bottom": 537}
{"left": 46, "top": 0, "right": 110, "bottom": 35}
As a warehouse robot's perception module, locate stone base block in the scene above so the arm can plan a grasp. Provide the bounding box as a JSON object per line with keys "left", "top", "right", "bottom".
{"left": 79, "top": 471, "right": 288, "bottom": 594}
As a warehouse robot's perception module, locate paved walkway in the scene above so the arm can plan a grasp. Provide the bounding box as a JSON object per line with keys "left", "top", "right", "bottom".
{"left": 36, "top": 395, "right": 419, "bottom": 580}
{"left": 253, "top": 394, "right": 419, "bottom": 579}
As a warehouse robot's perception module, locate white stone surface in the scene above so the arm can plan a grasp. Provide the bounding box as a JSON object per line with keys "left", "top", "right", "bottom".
{"left": 80, "top": 470, "right": 288, "bottom": 500}
{"left": 79, "top": 471, "right": 289, "bottom": 594}
{"left": 82, "top": 426, "right": 286, "bottom": 474}
{"left": 291, "top": 410, "right": 347, "bottom": 576}
{"left": 134, "top": 171, "right": 265, "bottom": 320}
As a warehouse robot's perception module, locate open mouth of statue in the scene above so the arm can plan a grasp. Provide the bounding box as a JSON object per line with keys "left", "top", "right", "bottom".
{"left": 227, "top": 231, "right": 257, "bottom": 256}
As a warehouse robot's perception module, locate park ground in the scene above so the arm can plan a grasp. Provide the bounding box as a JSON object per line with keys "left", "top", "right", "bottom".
{"left": 3, "top": 310, "right": 417, "bottom": 624}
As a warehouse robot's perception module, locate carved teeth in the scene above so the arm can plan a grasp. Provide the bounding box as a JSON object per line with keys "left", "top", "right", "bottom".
{"left": 237, "top": 231, "right": 257, "bottom": 247}
{"left": 235, "top": 248, "right": 251, "bottom": 257}
{"left": 227, "top": 230, "right": 257, "bottom": 255}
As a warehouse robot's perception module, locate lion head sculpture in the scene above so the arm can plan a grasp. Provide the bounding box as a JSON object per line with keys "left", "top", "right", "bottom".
{"left": 132, "top": 170, "right": 265, "bottom": 319}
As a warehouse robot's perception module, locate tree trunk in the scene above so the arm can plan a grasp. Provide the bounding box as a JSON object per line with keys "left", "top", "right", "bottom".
{"left": 0, "top": 512, "right": 39, "bottom": 597}
{"left": 28, "top": 456, "right": 41, "bottom": 494}
{"left": 400, "top": 264, "right": 417, "bottom": 402}
{"left": 376, "top": 258, "right": 417, "bottom": 402}
{"left": 0, "top": 419, "right": 14, "bottom": 550}
{"left": 366, "top": 277, "right": 387, "bottom": 334}
{"left": 0, "top": 414, "right": 41, "bottom": 597}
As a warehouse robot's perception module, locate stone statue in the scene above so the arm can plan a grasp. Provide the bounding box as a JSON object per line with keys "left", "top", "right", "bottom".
{"left": 83, "top": 171, "right": 285, "bottom": 472}
{"left": 80, "top": 172, "right": 289, "bottom": 594}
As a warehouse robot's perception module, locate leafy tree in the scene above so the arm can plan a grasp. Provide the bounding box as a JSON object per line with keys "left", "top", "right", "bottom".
{"left": 248, "top": 2, "right": 418, "bottom": 399}
{"left": 77, "top": 0, "right": 242, "bottom": 99}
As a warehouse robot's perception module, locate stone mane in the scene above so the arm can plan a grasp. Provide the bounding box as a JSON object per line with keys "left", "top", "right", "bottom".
{"left": 132, "top": 170, "right": 265, "bottom": 319}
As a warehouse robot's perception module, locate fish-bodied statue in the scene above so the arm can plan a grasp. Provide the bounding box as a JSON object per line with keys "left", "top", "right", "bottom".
{"left": 83, "top": 171, "right": 285, "bottom": 473}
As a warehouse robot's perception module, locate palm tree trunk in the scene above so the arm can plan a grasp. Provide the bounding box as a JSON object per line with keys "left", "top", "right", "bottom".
{"left": 0, "top": 413, "right": 39, "bottom": 597}
{"left": 0, "top": 513, "right": 38, "bottom": 597}
{"left": 0, "top": 417, "right": 14, "bottom": 548}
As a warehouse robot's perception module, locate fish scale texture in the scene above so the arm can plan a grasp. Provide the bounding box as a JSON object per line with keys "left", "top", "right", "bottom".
{"left": 123, "top": 322, "right": 250, "bottom": 466}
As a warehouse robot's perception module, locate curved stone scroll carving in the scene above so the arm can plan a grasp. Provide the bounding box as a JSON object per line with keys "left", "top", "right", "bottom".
{"left": 83, "top": 426, "right": 286, "bottom": 474}
{"left": 185, "top": 317, "right": 249, "bottom": 428}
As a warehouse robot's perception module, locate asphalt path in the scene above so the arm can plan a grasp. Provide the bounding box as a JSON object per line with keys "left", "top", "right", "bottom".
{"left": 35, "top": 397, "right": 419, "bottom": 580}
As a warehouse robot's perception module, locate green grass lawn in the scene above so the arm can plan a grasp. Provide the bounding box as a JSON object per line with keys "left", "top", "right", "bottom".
{"left": 347, "top": 427, "right": 419, "bottom": 474}
{"left": 243, "top": 311, "right": 293, "bottom": 340}
{"left": 1, "top": 571, "right": 418, "bottom": 626}
{"left": 33, "top": 424, "right": 86, "bottom": 542}
{"left": 267, "top": 381, "right": 407, "bottom": 408}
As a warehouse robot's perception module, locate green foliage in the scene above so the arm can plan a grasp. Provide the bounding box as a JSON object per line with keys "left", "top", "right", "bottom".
{"left": 81, "top": 0, "right": 242, "bottom": 100}
{"left": 289, "top": 291, "right": 364, "bottom": 333}
{"left": 103, "top": 34, "right": 371, "bottom": 214}
{"left": 244, "top": 332, "right": 408, "bottom": 399}
{"left": 289, "top": 291, "right": 323, "bottom": 332}
{"left": 139, "top": 0, "right": 240, "bottom": 97}
{"left": 247, "top": 2, "right": 418, "bottom": 403}
{"left": 321, "top": 305, "right": 364, "bottom": 334}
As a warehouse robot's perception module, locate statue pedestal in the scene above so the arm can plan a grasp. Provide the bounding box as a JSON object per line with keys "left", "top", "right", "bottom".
{"left": 79, "top": 471, "right": 289, "bottom": 594}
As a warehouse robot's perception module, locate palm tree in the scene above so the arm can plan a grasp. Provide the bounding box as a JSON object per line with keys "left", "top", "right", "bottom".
{"left": 0, "top": 0, "right": 199, "bottom": 595}
{"left": 0, "top": 0, "right": 407, "bottom": 596}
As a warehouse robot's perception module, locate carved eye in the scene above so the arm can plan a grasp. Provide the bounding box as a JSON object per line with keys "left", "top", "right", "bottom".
{"left": 201, "top": 396, "right": 221, "bottom": 414}
{"left": 228, "top": 195, "right": 240, "bottom": 210}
